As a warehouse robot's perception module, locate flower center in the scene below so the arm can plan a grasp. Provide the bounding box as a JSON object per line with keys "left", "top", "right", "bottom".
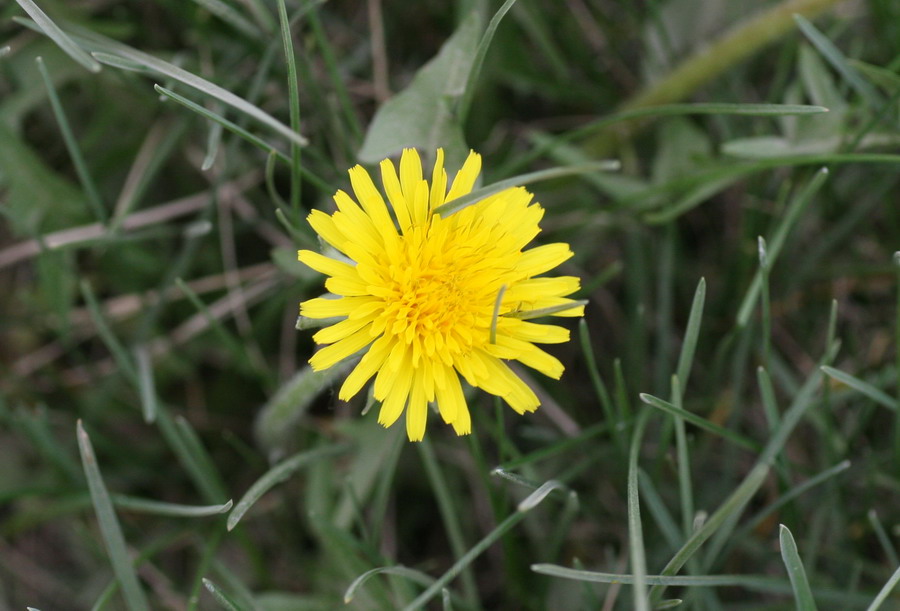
{"left": 370, "top": 220, "right": 503, "bottom": 364}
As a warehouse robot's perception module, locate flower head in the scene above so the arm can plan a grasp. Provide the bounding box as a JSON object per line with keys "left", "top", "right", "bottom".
{"left": 298, "top": 148, "right": 583, "bottom": 441}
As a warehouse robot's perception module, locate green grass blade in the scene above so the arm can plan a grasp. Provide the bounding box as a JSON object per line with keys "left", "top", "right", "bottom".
{"left": 173, "top": 277, "right": 270, "bottom": 382}
{"left": 344, "top": 566, "right": 437, "bottom": 603}
{"left": 77, "top": 421, "right": 150, "bottom": 611}
{"left": 894, "top": 252, "right": 900, "bottom": 463}
{"left": 400, "top": 480, "right": 564, "bottom": 611}
{"left": 867, "top": 564, "right": 900, "bottom": 611}
{"left": 35, "top": 56, "right": 105, "bottom": 222}
{"left": 434, "top": 161, "right": 620, "bottom": 216}
{"left": 64, "top": 27, "right": 307, "bottom": 147}
{"left": 758, "top": 367, "right": 781, "bottom": 431}
{"left": 647, "top": 463, "right": 770, "bottom": 604}
{"left": 418, "top": 438, "right": 478, "bottom": 606}
{"left": 111, "top": 495, "right": 232, "bottom": 518}
{"left": 201, "top": 577, "right": 244, "bottom": 611}
{"left": 275, "top": 0, "right": 302, "bottom": 212}
{"left": 794, "top": 15, "right": 883, "bottom": 109}
{"left": 201, "top": 109, "right": 224, "bottom": 171}
{"left": 779, "top": 524, "right": 818, "bottom": 611}
{"left": 254, "top": 362, "right": 355, "bottom": 457}
{"left": 458, "top": 0, "right": 518, "bottom": 124}
{"left": 737, "top": 460, "right": 851, "bottom": 540}
{"left": 532, "top": 564, "right": 793, "bottom": 589}
{"left": 227, "top": 443, "right": 351, "bottom": 530}
{"left": 152, "top": 409, "right": 224, "bottom": 505}
{"left": 154, "top": 83, "right": 287, "bottom": 156}
{"left": 639, "top": 393, "right": 760, "bottom": 452}
{"left": 190, "top": 0, "right": 261, "bottom": 38}
{"left": 79, "top": 280, "right": 138, "bottom": 383}
{"left": 736, "top": 168, "right": 829, "bottom": 326}
{"left": 579, "top": 320, "right": 623, "bottom": 452}
{"left": 759, "top": 237, "right": 772, "bottom": 369}
{"left": 628, "top": 412, "right": 651, "bottom": 611}
{"left": 821, "top": 365, "right": 897, "bottom": 411}
{"left": 638, "top": 469, "right": 683, "bottom": 551}
{"left": 867, "top": 510, "right": 899, "bottom": 568}
{"left": 14, "top": 0, "right": 100, "bottom": 72}
{"left": 676, "top": 277, "right": 706, "bottom": 390}
{"left": 171, "top": 415, "right": 230, "bottom": 502}
{"left": 133, "top": 345, "right": 158, "bottom": 424}
{"left": 671, "top": 377, "right": 694, "bottom": 539}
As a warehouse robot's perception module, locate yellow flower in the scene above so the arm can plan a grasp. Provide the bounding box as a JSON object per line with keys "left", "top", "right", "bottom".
{"left": 298, "top": 148, "right": 583, "bottom": 441}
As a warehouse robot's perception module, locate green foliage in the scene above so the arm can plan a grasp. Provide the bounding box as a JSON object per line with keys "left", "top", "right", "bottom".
{"left": 3, "top": 1, "right": 900, "bottom": 610}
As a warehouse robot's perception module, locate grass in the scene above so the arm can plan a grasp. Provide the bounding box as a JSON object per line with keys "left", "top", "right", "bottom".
{"left": 2, "top": 0, "right": 900, "bottom": 609}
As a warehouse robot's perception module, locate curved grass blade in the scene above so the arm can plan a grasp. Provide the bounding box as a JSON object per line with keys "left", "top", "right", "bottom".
{"left": 14, "top": 0, "right": 100, "bottom": 72}
{"left": 111, "top": 495, "right": 232, "bottom": 518}
{"left": 133, "top": 345, "right": 158, "bottom": 424}
{"left": 419, "top": 438, "right": 478, "bottom": 606}
{"left": 227, "top": 443, "right": 351, "bottom": 530}
{"left": 779, "top": 525, "right": 818, "bottom": 611}
{"left": 153, "top": 85, "right": 342, "bottom": 194}
{"left": 344, "top": 566, "right": 437, "bottom": 603}
{"left": 434, "top": 161, "right": 620, "bottom": 216}
{"left": 676, "top": 278, "right": 706, "bottom": 389}
{"left": 736, "top": 168, "right": 829, "bottom": 327}
{"left": 190, "top": 0, "right": 261, "bottom": 38}
{"left": 628, "top": 412, "right": 651, "bottom": 611}
{"left": 639, "top": 393, "right": 760, "bottom": 452}
{"left": 867, "top": 564, "right": 900, "bottom": 611}
{"left": 275, "top": 0, "right": 302, "bottom": 211}
{"left": 458, "top": 0, "right": 518, "bottom": 123}
{"left": 202, "top": 578, "right": 244, "bottom": 611}
{"left": 400, "top": 480, "right": 564, "bottom": 611}
{"left": 648, "top": 353, "right": 831, "bottom": 604}
{"left": 794, "top": 15, "right": 882, "bottom": 110}
{"left": 77, "top": 421, "right": 150, "bottom": 611}
{"left": 736, "top": 460, "right": 850, "bottom": 541}
{"left": 35, "top": 56, "right": 105, "bottom": 222}
{"left": 16, "top": 23, "right": 308, "bottom": 147}
{"left": 821, "top": 366, "right": 897, "bottom": 411}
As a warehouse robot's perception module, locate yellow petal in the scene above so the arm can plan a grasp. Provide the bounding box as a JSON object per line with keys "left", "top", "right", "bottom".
{"left": 518, "top": 243, "right": 574, "bottom": 278}
{"left": 405, "top": 367, "right": 428, "bottom": 441}
{"left": 339, "top": 335, "right": 392, "bottom": 400}
{"left": 380, "top": 158, "right": 412, "bottom": 232}
{"left": 348, "top": 165, "right": 395, "bottom": 232}
{"left": 399, "top": 148, "right": 423, "bottom": 207}
{"left": 297, "top": 250, "right": 356, "bottom": 279}
{"left": 309, "top": 326, "right": 373, "bottom": 370}
{"left": 429, "top": 148, "right": 448, "bottom": 210}
{"left": 446, "top": 150, "right": 481, "bottom": 202}
{"left": 378, "top": 362, "right": 412, "bottom": 427}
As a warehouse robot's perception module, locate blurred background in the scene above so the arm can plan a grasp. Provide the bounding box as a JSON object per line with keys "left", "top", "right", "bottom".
{"left": 2, "top": 0, "right": 900, "bottom": 609}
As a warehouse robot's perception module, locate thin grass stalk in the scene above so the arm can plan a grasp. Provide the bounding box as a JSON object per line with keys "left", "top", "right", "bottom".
{"left": 35, "top": 56, "right": 106, "bottom": 222}
{"left": 417, "top": 438, "right": 480, "bottom": 608}
{"left": 275, "top": 0, "right": 302, "bottom": 213}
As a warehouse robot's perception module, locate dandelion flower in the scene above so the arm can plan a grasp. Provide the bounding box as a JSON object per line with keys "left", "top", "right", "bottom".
{"left": 298, "top": 148, "right": 584, "bottom": 441}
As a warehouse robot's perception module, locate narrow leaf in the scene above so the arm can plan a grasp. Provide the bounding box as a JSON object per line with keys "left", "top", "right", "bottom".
{"left": 639, "top": 393, "right": 760, "bottom": 452}
{"left": 228, "top": 443, "right": 351, "bottom": 530}
{"left": 821, "top": 365, "right": 897, "bottom": 410}
{"left": 77, "top": 421, "right": 150, "bottom": 611}
{"left": 14, "top": 0, "right": 100, "bottom": 72}
{"left": 434, "top": 161, "right": 620, "bottom": 216}
{"left": 779, "top": 525, "right": 818, "bottom": 611}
